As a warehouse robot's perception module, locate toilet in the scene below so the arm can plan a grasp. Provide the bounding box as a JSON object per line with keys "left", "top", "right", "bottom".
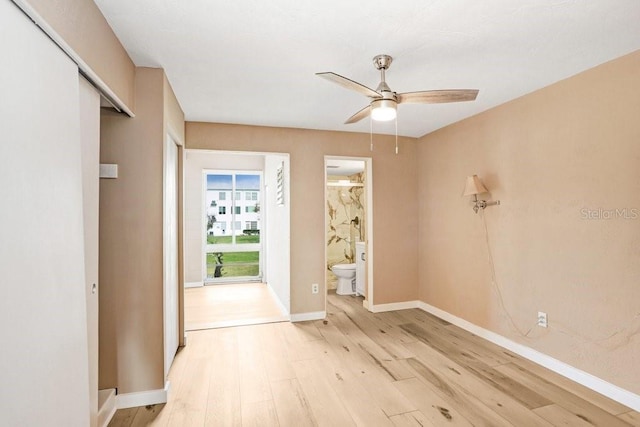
{"left": 331, "top": 263, "right": 356, "bottom": 295}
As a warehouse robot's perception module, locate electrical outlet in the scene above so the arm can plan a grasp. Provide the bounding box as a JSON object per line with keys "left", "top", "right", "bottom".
{"left": 537, "top": 311, "right": 548, "bottom": 328}
{"left": 312, "top": 283, "right": 319, "bottom": 294}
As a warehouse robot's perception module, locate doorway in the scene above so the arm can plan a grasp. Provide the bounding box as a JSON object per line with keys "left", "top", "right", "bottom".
{"left": 324, "top": 156, "right": 374, "bottom": 309}
{"left": 183, "top": 150, "right": 291, "bottom": 330}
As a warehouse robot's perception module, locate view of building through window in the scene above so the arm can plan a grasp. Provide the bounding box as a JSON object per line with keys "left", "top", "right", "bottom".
{"left": 205, "top": 172, "right": 261, "bottom": 280}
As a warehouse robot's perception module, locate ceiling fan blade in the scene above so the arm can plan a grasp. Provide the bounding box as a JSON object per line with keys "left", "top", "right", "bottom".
{"left": 344, "top": 105, "right": 371, "bottom": 124}
{"left": 316, "top": 72, "right": 382, "bottom": 99}
{"left": 397, "top": 89, "right": 479, "bottom": 104}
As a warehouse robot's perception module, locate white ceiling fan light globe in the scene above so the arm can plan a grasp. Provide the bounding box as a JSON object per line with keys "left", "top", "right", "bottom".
{"left": 370, "top": 99, "right": 397, "bottom": 121}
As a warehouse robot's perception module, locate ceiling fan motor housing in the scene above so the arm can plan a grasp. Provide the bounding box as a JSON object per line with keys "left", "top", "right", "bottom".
{"left": 373, "top": 55, "right": 396, "bottom": 98}
{"left": 373, "top": 54, "right": 393, "bottom": 70}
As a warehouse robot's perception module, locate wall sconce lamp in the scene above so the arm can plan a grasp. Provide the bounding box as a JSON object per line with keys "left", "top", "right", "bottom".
{"left": 463, "top": 175, "right": 500, "bottom": 213}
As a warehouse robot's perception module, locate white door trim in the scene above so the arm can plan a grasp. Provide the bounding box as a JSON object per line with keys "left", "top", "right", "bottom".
{"left": 163, "top": 134, "right": 179, "bottom": 377}
{"left": 324, "top": 155, "right": 374, "bottom": 311}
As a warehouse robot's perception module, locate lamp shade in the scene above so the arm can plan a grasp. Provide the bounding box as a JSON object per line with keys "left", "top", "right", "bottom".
{"left": 370, "top": 99, "right": 397, "bottom": 121}
{"left": 462, "top": 175, "right": 488, "bottom": 196}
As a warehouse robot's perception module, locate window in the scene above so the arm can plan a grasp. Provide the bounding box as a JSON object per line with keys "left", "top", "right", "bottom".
{"left": 206, "top": 251, "right": 259, "bottom": 279}
{"left": 205, "top": 171, "right": 262, "bottom": 281}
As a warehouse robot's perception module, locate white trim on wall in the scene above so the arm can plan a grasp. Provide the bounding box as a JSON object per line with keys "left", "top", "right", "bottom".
{"left": 290, "top": 311, "right": 326, "bottom": 322}
{"left": 116, "top": 381, "right": 170, "bottom": 409}
{"left": 359, "top": 296, "right": 640, "bottom": 410}
{"left": 97, "top": 389, "right": 116, "bottom": 427}
{"left": 185, "top": 281, "right": 203, "bottom": 288}
{"left": 364, "top": 158, "right": 374, "bottom": 309}
{"left": 369, "top": 300, "right": 419, "bottom": 313}
{"left": 417, "top": 301, "right": 640, "bottom": 412}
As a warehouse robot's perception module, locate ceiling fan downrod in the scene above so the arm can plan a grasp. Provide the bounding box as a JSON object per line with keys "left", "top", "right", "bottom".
{"left": 373, "top": 54, "right": 393, "bottom": 93}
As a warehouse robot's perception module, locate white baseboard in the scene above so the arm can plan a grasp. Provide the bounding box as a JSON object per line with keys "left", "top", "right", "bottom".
{"left": 370, "top": 300, "right": 419, "bottom": 313}
{"left": 185, "top": 281, "right": 203, "bottom": 288}
{"left": 291, "top": 311, "right": 326, "bottom": 322}
{"left": 97, "top": 388, "right": 116, "bottom": 427}
{"left": 417, "top": 301, "right": 640, "bottom": 412}
{"left": 265, "top": 282, "right": 290, "bottom": 318}
{"left": 116, "top": 381, "right": 170, "bottom": 409}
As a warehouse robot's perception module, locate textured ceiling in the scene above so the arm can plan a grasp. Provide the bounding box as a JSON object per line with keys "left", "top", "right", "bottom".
{"left": 94, "top": 0, "right": 640, "bottom": 138}
{"left": 327, "top": 159, "right": 365, "bottom": 177}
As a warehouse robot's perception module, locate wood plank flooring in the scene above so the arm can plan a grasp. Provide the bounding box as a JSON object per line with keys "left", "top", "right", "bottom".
{"left": 185, "top": 283, "right": 288, "bottom": 331}
{"left": 110, "top": 293, "right": 636, "bottom": 426}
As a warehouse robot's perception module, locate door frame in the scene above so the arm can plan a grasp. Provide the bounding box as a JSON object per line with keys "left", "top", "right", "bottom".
{"left": 163, "top": 133, "right": 180, "bottom": 377}
{"left": 182, "top": 149, "right": 291, "bottom": 317}
{"left": 324, "top": 155, "right": 374, "bottom": 311}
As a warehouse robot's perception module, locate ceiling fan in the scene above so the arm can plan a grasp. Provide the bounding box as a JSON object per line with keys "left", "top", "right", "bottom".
{"left": 317, "top": 54, "right": 479, "bottom": 124}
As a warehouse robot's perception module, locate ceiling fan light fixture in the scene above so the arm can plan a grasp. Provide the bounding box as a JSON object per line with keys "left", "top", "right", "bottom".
{"left": 370, "top": 99, "right": 397, "bottom": 121}
{"left": 317, "top": 54, "right": 478, "bottom": 127}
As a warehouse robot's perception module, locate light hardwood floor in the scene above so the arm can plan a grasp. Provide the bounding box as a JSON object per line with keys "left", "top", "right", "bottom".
{"left": 185, "top": 283, "right": 288, "bottom": 331}
{"left": 110, "top": 293, "right": 639, "bottom": 426}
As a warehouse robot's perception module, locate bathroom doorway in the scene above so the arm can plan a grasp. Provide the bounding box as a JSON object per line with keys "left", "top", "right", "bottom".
{"left": 324, "top": 156, "right": 374, "bottom": 309}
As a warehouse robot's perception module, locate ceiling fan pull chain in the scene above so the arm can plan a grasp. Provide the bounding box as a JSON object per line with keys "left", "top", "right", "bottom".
{"left": 395, "top": 116, "right": 399, "bottom": 154}
{"left": 370, "top": 115, "right": 374, "bottom": 152}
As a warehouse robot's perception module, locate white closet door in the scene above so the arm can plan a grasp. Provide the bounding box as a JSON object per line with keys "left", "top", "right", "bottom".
{"left": 0, "top": 1, "right": 90, "bottom": 425}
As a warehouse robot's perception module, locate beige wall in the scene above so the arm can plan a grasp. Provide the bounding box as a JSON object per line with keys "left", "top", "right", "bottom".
{"left": 417, "top": 49, "right": 640, "bottom": 394}
{"left": 26, "top": 0, "right": 136, "bottom": 111}
{"left": 100, "top": 67, "right": 184, "bottom": 393}
{"left": 186, "top": 123, "right": 419, "bottom": 311}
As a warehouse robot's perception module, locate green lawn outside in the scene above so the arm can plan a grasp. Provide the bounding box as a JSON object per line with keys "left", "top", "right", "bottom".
{"left": 207, "top": 251, "right": 259, "bottom": 263}
{"left": 207, "top": 235, "right": 260, "bottom": 244}
{"left": 206, "top": 251, "right": 259, "bottom": 278}
{"left": 207, "top": 264, "right": 259, "bottom": 277}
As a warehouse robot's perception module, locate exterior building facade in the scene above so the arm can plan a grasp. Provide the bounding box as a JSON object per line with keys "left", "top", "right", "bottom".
{"left": 206, "top": 187, "right": 260, "bottom": 236}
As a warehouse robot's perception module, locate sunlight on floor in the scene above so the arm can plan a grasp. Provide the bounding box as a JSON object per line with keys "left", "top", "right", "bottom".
{"left": 185, "top": 283, "right": 288, "bottom": 331}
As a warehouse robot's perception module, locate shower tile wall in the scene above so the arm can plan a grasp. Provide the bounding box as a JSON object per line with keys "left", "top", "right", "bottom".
{"left": 326, "top": 172, "right": 365, "bottom": 290}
